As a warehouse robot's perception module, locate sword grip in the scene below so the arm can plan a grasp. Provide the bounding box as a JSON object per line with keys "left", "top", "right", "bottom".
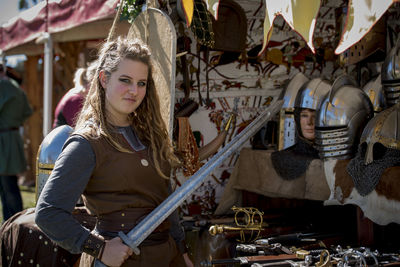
{"left": 94, "top": 259, "right": 107, "bottom": 267}
{"left": 92, "top": 232, "right": 140, "bottom": 267}
{"left": 118, "top": 231, "right": 140, "bottom": 255}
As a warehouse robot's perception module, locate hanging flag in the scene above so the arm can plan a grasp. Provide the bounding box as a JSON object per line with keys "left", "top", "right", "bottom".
{"left": 180, "top": 0, "right": 194, "bottom": 26}
{"left": 261, "top": 0, "right": 320, "bottom": 55}
{"left": 203, "top": 0, "right": 220, "bottom": 19}
{"left": 335, "top": 0, "right": 395, "bottom": 54}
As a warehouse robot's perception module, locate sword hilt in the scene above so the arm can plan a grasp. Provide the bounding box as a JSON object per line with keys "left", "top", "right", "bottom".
{"left": 93, "top": 231, "right": 140, "bottom": 267}
{"left": 118, "top": 231, "right": 140, "bottom": 255}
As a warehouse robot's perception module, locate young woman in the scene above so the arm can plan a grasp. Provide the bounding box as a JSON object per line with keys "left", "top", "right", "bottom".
{"left": 35, "top": 37, "right": 192, "bottom": 267}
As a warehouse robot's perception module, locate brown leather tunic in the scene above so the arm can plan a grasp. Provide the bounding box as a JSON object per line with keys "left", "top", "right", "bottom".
{"left": 76, "top": 132, "right": 185, "bottom": 267}
{"left": 80, "top": 132, "right": 169, "bottom": 216}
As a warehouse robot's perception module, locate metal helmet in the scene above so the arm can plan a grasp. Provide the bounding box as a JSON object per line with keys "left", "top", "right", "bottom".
{"left": 359, "top": 102, "right": 400, "bottom": 164}
{"left": 294, "top": 77, "right": 331, "bottom": 110}
{"left": 282, "top": 72, "right": 310, "bottom": 110}
{"left": 346, "top": 102, "right": 400, "bottom": 197}
{"left": 36, "top": 125, "right": 73, "bottom": 201}
{"left": 279, "top": 72, "right": 310, "bottom": 150}
{"left": 315, "top": 75, "right": 374, "bottom": 159}
{"left": 381, "top": 38, "right": 400, "bottom": 106}
{"left": 363, "top": 74, "right": 386, "bottom": 114}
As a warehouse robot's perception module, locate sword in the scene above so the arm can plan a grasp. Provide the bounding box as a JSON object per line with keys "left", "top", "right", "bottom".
{"left": 95, "top": 100, "right": 283, "bottom": 266}
{"left": 200, "top": 254, "right": 300, "bottom": 266}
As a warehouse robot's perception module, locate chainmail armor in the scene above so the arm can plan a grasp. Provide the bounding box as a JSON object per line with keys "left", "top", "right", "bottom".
{"left": 347, "top": 145, "right": 400, "bottom": 196}
{"left": 271, "top": 137, "right": 320, "bottom": 180}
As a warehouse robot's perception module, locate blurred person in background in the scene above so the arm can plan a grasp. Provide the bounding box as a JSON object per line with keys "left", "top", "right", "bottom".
{"left": 0, "top": 57, "right": 32, "bottom": 222}
{"left": 52, "top": 65, "right": 92, "bottom": 128}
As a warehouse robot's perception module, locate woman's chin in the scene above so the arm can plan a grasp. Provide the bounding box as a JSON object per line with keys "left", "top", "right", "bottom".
{"left": 304, "top": 134, "right": 315, "bottom": 141}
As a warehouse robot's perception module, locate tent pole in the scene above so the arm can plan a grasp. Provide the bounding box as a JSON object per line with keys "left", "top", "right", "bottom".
{"left": 43, "top": 34, "right": 53, "bottom": 137}
{"left": 43, "top": 0, "right": 52, "bottom": 137}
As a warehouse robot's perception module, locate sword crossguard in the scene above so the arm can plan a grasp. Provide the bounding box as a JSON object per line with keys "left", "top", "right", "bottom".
{"left": 118, "top": 231, "right": 140, "bottom": 255}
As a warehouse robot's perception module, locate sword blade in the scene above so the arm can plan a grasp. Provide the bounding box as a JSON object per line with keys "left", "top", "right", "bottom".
{"left": 123, "top": 100, "right": 282, "bottom": 247}
{"left": 95, "top": 100, "right": 282, "bottom": 266}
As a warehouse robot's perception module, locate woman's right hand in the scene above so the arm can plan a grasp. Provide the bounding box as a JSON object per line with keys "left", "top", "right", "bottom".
{"left": 100, "top": 237, "right": 133, "bottom": 267}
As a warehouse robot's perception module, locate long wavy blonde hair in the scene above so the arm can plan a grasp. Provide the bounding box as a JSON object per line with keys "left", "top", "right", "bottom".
{"left": 75, "top": 37, "right": 179, "bottom": 178}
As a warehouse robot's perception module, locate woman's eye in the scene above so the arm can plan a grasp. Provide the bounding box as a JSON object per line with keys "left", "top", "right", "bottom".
{"left": 138, "top": 81, "right": 147, "bottom": 87}
{"left": 119, "top": 78, "right": 131, "bottom": 84}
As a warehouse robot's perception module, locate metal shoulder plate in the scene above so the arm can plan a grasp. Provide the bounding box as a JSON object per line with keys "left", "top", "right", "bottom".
{"left": 36, "top": 125, "right": 73, "bottom": 201}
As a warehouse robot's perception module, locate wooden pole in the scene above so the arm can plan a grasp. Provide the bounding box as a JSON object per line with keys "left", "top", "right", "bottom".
{"left": 23, "top": 56, "right": 43, "bottom": 185}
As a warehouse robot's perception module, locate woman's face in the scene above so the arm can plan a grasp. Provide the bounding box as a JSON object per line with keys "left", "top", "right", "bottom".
{"left": 300, "top": 109, "right": 316, "bottom": 141}
{"left": 100, "top": 58, "right": 148, "bottom": 126}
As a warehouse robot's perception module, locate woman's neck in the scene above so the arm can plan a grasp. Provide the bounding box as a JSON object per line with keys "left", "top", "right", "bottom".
{"left": 107, "top": 116, "right": 130, "bottom": 127}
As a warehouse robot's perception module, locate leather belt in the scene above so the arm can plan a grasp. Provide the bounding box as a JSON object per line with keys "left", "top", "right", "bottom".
{"left": 95, "top": 208, "right": 171, "bottom": 246}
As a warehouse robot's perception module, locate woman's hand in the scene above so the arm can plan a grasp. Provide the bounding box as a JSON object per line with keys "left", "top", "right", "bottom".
{"left": 183, "top": 252, "right": 194, "bottom": 267}
{"left": 100, "top": 237, "right": 133, "bottom": 267}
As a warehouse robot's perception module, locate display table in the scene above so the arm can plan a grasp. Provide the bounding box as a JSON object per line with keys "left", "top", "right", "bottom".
{"left": 216, "top": 148, "right": 330, "bottom": 214}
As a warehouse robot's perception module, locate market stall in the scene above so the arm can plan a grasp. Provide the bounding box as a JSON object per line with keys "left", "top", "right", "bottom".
{"left": 0, "top": 0, "right": 399, "bottom": 266}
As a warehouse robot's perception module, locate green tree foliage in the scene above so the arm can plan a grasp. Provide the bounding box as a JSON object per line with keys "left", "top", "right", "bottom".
{"left": 119, "top": 0, "right": 145, "bottom": 23}
{"left": 18, "top": 0, "right": 39, "bottom": 10}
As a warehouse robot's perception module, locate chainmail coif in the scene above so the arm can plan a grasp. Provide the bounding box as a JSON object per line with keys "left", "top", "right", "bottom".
{"left": 271, "top": 137, "right": 320, "bottom": 180}
{"left": 346, "top": 143, "right": 400, "bottom": 196}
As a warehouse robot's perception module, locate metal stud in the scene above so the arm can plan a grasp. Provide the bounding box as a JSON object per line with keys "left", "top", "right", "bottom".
{"left": 141, "top": 159, "right": 149, "bottom": 166}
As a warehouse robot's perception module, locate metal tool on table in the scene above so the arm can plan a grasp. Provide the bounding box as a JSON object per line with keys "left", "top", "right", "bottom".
{"left": 236, "top": 242, "right": 293, "bottom": 255}
{"left": 255, "top": 232, "right": 339, "bottom": 246}
{"left": 209, "top": 206, "right": 265, "bottom": 242}
{"left": 200, "top": 254, "right": 300, "bottom": 267}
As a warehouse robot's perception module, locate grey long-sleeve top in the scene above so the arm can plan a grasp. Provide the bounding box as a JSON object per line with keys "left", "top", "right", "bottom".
{"left": 35, "top": 126, "right": 185, "bottom": 254}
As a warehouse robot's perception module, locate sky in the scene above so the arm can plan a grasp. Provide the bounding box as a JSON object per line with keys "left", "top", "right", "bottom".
{"left": 0, "top": 0, "right": 20, "bottom": 25}
{"left": 0, "top": 0, "right": 38, "bottom": 66}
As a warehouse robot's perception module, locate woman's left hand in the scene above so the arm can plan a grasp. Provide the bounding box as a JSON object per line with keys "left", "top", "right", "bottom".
{"left": 182, "top": 253, "right": 194, "bottom": 267}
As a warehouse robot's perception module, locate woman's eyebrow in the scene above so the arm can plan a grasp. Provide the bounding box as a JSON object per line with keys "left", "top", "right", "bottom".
{"left": 120, "top": 74, "right": 147, "bottom": 81}
{"left": 120, "top": 74, "right": 132, "bottom": 79}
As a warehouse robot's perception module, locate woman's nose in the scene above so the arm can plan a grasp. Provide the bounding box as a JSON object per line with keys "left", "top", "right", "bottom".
{"left": 129, "top": 85, "right": 138, "bottom": 95}
{"left": 307, "top": 116, "right": 314, "bottom": 125}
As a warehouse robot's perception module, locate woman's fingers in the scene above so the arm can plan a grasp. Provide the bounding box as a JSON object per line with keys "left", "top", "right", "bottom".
{"left": 101, "top": 237, "right": 133, "bottom": 266}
